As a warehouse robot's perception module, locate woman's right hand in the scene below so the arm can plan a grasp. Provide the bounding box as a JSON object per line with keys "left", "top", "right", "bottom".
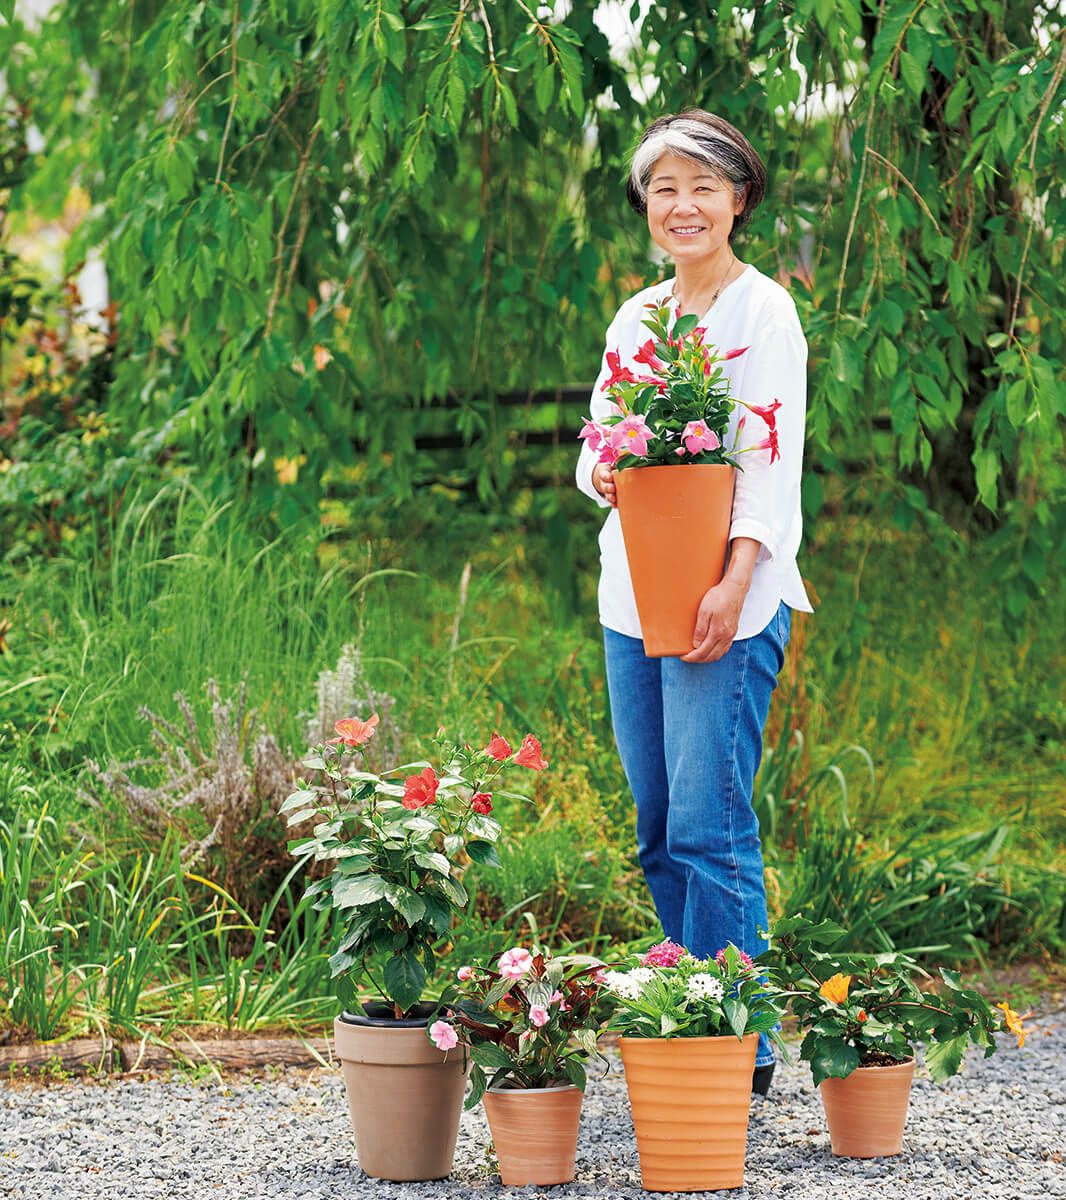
{"left": 593, "top": 463, "right": 618, "bottom": 507}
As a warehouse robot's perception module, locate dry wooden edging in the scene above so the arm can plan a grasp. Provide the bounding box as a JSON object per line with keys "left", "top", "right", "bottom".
{"left": 0, "top": 1035, "right": 335, "bottom": 1077}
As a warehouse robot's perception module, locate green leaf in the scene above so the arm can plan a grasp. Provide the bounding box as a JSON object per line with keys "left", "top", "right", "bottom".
{"left": 809, "top": 1037, "right": 861, "bottom": 1086}
{"left": 439, "top": 876, "right": 469, "bottom": 907}
{"left": 383, "top": 952, "right": 427, "bottom": 1013}
{"left": 280, "top": 788, "right": 318, "bottom": 814}
{"left": 722, "top": 997, "right": 749, "bottom": 1040}
{"left": 412, "top": 851, "right": 451, "bottom": 876}
{"left": 384, "top": 884, "right": 426, "bottom": 926}
{"left": 421, "top": 892, "right": 453, "bottom": 933}
{"left": 472, "top": 1042, "right": 514, "bottom": 1071}
{"left": 333, "top": 875, "right": 387, "bottom": 909}
{"left": 925, "top": 1034, "right": 968, "bottom": 1082}
{"left": 465, "top": 840, "right": 501, "bottom": 868}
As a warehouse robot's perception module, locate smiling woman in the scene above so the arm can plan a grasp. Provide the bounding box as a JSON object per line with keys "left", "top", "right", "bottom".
{"left": 575, "top": 108, "right": 812, "bottom": 1100}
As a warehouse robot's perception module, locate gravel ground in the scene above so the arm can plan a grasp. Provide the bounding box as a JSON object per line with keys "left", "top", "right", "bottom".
{"left": 1, "top": 1015, "right": 1063, "bottom": 1200}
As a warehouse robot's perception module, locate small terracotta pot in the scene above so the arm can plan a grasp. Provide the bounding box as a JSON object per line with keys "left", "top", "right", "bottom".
{"left": 620, "top": 1032, "right": 757, "bottom": 1192}
{"left": 482, "top": 1083, "right": 584, "bottom": 1186}
{"left": 334, "top": 1007, "right": 469, "bottom": 1181}
{"left": 819, "top": 1059, "right": 915, "bottom": 1157}
{"left": 616, "top": 463, "right": 736, "bottom": 658}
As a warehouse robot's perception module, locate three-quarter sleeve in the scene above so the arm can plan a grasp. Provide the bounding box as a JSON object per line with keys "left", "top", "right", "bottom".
{"left": 728, "top": 309, "right": 808, "bottom": 564}
{"left": 575, "top": 314, "right": 621, "bottom": 508}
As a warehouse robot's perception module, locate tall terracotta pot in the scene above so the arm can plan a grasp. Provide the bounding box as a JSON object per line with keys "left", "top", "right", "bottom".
{"left": 620, "top": 1032, "right": 757, "bottom": 1192}
{"left": 819, "top": 1059, "right": 915, "bottom": 1157}
{"left": 334, "top": 1006, "right": 469, "bottom": 1181}
{"left": 482, "top": 1083, "right": 584, "bottom": 1186}
{"left": 615, "top": 464, "right": 736, "bottom": 658}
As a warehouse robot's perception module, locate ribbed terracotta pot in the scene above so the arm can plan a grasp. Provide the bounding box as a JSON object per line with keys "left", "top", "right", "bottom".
{"left": 819, "top": 1059, "right": 915, "bottom": 1158}
{"left": 615, "top": 463, "right": 736, "bottom": 658}
{"left": 620, "top": 1032, "right": 757, "bottom": 1192}
{"left": 482, "top": 1083, "right": 584, "bottom": 1186}
{"left": 334, "top": 1006, "right": 469, "bottom": 1181}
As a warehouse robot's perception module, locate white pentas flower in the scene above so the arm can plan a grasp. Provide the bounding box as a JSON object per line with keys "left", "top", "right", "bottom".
{"left": 629, "top": 967, "right": 656, "bottom": 985}
{"left": 604, "top": 970, "right": 645, "bottom": 1000}
{"left": 685, "top": 973, "right": 725, "bottom": 1002}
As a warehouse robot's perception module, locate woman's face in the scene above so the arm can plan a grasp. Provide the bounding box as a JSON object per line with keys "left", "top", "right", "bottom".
{"left": 645, "top": 152, "right": 745, "bottom": 264}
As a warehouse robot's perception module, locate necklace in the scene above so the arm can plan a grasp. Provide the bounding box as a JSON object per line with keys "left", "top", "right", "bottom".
{"left": 671, "top": 250, "right": 739, "bottom": 316}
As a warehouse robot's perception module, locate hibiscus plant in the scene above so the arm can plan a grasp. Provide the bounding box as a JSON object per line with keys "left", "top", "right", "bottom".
{"left": 579, "top": 300, "right": 781, "bottom": 470}
{"left": 282, "top": 719, "right": 548, "bottom": 1018}
{"left": 765, "top": 915, "right": 1025, "bottom": 1085}
{"left": 603, "top": 939, "right": 785, "bottom": 1044}
{"left": 426, "top": 945, "right": 606, "bottom": 1108}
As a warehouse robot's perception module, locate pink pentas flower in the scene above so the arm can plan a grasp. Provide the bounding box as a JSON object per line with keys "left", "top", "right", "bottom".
{"left": 715, "top": 948, "right": 754, "bottom": 970}
{"left": 633, "top": 338, "right": 666, "bottom": 372}
{"left": 498, "top": 947, "right": 534, "bottom": 979}
{"left": 429, "top": 1020, "right": 458, "bottom": 1051}
{"left": 457, "top": 965, "right": 475, "bottom": 981}
{"left": 681, "top": 420, "right": 721, "bottom": 456}
{"left": 602, "top": 349, "right": 639, "bottom": 391}
{"left": 528, "top": 1004, "right": 549, "bottom": 1028}
{"left": 641, "top": 940, "right": 686, "bottom": 968}
{"left": 611, "top": 414, "right": 653, "bottom": 458}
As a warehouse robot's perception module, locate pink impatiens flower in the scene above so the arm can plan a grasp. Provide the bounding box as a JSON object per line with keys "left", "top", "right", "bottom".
{"left": 498, "top": 947, "right": 534, "bottom": 979}
{"left": 430, "top": 1020, "right": 458, "bottom": 1051}
{"left": 681, "top": 420, "right": 721, "bottom": 456}
{"left": 641, "top": 940, "right": 686, "bottom": 968}
{"left": 528, "top": 1004, "right": 549, "bottom": 1028}
{"left": 611, "top": 414, "right": 653, "bottom": 458}
{"left": 457, "top": 965, "right": 475, "bottom": 981}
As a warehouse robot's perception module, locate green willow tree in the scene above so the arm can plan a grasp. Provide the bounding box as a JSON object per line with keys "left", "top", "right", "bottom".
{"left": 1, "top": 0, "right": 1063, "bottom": 607}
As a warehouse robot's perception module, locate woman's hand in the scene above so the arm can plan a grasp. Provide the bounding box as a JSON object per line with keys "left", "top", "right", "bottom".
{"left": 593, "top": 463, "right": 618, "bottom": 507}
{"left": 681, "top": 579, "right": 748, "bottom": 663}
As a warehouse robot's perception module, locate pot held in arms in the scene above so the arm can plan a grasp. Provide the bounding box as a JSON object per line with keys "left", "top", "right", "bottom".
{"left": 616, "top": 463, "right": 735, "bottom": 658}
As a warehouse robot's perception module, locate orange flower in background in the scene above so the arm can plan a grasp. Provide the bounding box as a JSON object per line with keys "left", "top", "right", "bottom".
{"left": 996, "top": 1001, "right": 1028, "bottom": 1048}
{"left": 819, "top": 973, "right": 852, "bottom": 1005}
{"left": 514, "top": 734, "right": 548, "bottom": 771}
{"left": 327, "top": 714, "right": 379, "bottom": 747}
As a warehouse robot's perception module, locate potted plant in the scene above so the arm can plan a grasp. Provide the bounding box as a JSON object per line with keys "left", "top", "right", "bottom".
{"left": 282, "top": 719, "right": 548, "bottom": 1182}
{"left": 602, "top": 939, "right": 785, "bottom": 1192}
{"left": 578, "top": 301, "right": 779, "bottom": 656}
{"left": 767, "top": 915, "right": 1026, "bottom": 1158}
{"left": 426, "top": 946, "right": 606, "bottom": 1186}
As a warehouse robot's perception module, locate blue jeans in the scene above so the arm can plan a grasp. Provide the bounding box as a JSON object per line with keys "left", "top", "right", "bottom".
{"left": 604, "top": 603, "right": 791, "bottom": 1068}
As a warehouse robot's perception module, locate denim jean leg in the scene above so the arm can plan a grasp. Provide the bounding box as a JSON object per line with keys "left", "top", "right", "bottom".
{"left": 603, "top": 628, "right": 686, "bottom": 942}
{"left": 660, "top": 605, "right": 789, "bottom": 1067}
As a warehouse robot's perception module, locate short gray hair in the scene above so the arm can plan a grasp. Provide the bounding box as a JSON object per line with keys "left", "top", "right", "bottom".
{"left": 626, "top": 110, "right": 766, "bottom": 239}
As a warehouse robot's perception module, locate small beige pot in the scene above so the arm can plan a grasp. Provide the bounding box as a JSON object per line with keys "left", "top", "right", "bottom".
{"left": 482, "top": 1083, "right": 584, "bottom": 1186}
{"left": 334, "top": 1009, "right": 469, "bottom": 1181}
{"left": 819, "top": 1059, "right": 915, "bottom": 1158}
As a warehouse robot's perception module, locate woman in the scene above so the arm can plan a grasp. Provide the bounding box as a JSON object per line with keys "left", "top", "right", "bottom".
{"left": 576, "top": 110, "right": 813, "bottom": 1095}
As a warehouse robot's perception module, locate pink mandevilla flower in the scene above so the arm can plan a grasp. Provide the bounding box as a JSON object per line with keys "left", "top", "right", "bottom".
{"left": 641, "top": 940, "right": 686, "bottom": 968}
{"left": 430, "top": 1020, "right": 458, "bottom": 1051}
{"left": 681, "top": 420, "right": 721, "bottom": 456}
{"left": 598, "top": 441, "right": 622, "bottom": 466}
{"left": 602, "top": 350, "right": 639, "bottom": 391}
{"left": 498, "top": 947, "right": 534, "bottom": 979}
{"left": 611, "top": 414, "right": 653, "bottom": 458}
{"left": 578, "top": 418, "right": 605, "bottom": 453}
{"left": 528, "top": 1004, "right": 550, "bottom": 1028}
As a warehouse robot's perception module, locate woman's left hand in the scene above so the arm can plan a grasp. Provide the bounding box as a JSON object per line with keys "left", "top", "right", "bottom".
{"left": 681, "top": 578, "right": 748, "bottom": 664}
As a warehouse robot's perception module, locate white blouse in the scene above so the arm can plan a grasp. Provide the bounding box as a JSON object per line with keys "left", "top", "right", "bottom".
{"left": 575, "top": 264, "right": 814, "bottom": 643}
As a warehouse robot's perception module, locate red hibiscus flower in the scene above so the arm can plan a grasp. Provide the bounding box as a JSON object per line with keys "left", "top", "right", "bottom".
{"left": 327, "top": 714, "right": 379, "bottom": 747}
{"left": 485, "top": 733, "right": 512, "bottom": 761}
{"left": 514, "top": 735, "right": 548, "bottom": 771}
{"left": 471, "top": 792, "right": 493, "bottom": 814}
{"left": 402, "top": 766, "right": 439, "bottom": 810}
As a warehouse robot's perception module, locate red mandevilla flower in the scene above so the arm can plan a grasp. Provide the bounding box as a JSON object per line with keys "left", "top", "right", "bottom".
{"left": 754, "top": 428, "right": 780, "bottom": 464}
{"left": 402, "top": 766, "right": 439, "bottom": 810}
{"left": 471, "top": 792, "right": 493, "bottom": 814}
{"left": 601, "top": 350, "right": 639, "bottom": 391}
{"left": 514, "top": 735, "right": 548, "bottom": 771}
{"left": 633, "top": 338, "right": 666, "bottom": 372}
{"left": 484, "top": 733, "right": 512, "bottom": 761}
{"left": 744, "top": 398, "right": 782, "bottom": 431}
